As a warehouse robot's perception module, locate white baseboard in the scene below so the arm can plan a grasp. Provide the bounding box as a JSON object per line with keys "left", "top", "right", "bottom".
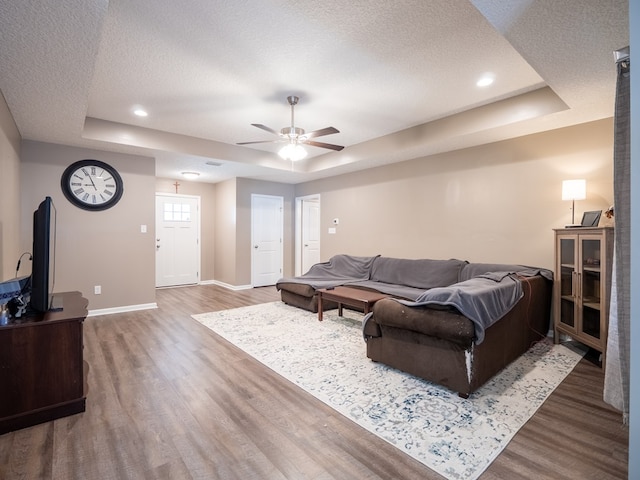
{"left": 200, "top": 279, "right": 253, "bottom": 291}
{"left": 88, "top": 302, "right": 158, "bottom": 317}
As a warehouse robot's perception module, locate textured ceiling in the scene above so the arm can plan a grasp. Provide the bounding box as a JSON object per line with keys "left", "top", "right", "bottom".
{"left": 0, "top": 0, "right": 629, "bottom": 184}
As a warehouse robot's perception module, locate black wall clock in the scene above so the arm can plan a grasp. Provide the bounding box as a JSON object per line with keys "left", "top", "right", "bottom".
{"left": 61, "top": 159, "right": 124, "bottom": 211}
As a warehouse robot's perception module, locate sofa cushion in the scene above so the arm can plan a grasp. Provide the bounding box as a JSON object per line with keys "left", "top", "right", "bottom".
{"left": 347, "top": 281, "right": 428, "bottom": 301}
{"left": 370, "top": 257, "right": 466, "bottom": 290}
{"left": 276, "top": 254, "right": 379, "bottom": 290}
{"left": 398, "top": 273, "right": 524, "bottom": 344}
{"left": 459, "top": 262, "right": 530, "bottom": 282}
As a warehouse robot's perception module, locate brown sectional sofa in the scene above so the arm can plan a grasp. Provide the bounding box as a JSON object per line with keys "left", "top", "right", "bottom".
{"left": 277, "top": 255, "right": 552, "bottom": 397}
{"left": 276, "top": 255, "right": 467, "bottom": 312}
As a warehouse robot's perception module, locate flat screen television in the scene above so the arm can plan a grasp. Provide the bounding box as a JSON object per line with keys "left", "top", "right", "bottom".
{"left": 30, "top": 196, "right": 57, "bottom": 313}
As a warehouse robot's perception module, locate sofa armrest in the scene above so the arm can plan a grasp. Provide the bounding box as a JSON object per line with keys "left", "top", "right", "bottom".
{"left": 371, "top": 298, "right": 475, "bottom": 347}
{"left": 276, "top": 281, "right": 317, "bottom": 297}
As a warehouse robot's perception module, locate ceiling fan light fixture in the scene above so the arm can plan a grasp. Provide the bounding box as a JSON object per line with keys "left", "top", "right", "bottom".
{"left": 278, "top": 143, "right": 307, "bottom": 161}
{"left": 237, "top": 95, "right": 343, "bottom": 154}
{"left": 281, "top": 126, "right": 305, "bottom": 139}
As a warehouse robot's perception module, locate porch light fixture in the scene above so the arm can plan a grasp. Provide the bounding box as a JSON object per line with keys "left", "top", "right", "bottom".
{"left": 182, "top": 171, "right": 200, "bottom": 180}
{"left": 562, "top": 179, "right": 586, "bottom": 226}
{"left": 278, "top": 143, "right": 307, "bottom": 161}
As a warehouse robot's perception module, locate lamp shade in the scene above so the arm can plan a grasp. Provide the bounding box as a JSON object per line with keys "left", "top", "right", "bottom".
{"left": 278, "top": 143, "right": 307, "bottom": 161}
{"left": 561, "top": 179, "right": 586, "bottom": 201}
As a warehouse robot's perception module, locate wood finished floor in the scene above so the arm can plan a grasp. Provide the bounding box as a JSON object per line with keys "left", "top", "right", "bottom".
{"left": 0, "top": 285, "right": 629, "bottom": 479}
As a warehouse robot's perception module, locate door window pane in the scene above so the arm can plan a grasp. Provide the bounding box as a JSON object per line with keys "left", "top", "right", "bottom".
{"left": 163, "top": 203, "right": 191, "bottom": 222}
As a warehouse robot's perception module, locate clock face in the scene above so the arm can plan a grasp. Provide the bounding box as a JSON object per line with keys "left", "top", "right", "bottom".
{"left": 61, "top": 160, "right": 124, "bottom": 211}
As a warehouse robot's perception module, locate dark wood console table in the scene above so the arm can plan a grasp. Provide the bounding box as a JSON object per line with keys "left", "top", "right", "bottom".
{"left": 0, "top": 291, "right": 88, "bottom": 435}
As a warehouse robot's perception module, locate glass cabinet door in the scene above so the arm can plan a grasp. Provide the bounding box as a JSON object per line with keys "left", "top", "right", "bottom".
{"left": 558, "top": 237, "right": 577, "bottom": 330}
{"left": 581, "top": 237, "right": 602, "bottom": 340}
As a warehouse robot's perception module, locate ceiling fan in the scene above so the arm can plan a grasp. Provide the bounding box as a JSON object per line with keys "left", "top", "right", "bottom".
{"left": 237, "top": 96, "right": 344, "bottom": 160}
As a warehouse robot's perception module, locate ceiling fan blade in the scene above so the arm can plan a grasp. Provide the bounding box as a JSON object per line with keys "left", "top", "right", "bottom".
{"left": 251, "top": 123, "right": 280, "bottom": 135}
{"left": 304, "top": 140, "right": 344, "bottom": 151}
{"left": 236, "top": 140, "right": 279, "bottom": 145}
{"left": 302, "top": 126, "right": 339, "bottom": 139}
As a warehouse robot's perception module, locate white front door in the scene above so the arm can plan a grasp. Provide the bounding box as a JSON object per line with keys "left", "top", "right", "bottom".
{"left": 251, "top": 194, "right": 283, "bottom": 287}
{"left": 155, "top": 194, "right": 200, "bottom": 287}
{"left": 301, "top": 198, "right": 320, "bottom": 272}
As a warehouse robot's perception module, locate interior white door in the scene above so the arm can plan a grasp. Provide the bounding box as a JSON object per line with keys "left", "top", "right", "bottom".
{"left": 155, "top": 194, "right": 200, "bottom": 287}
{"left": 301, "top": 198, "right": 320, "bottom": 272}
{"left": 251, "top": 194, "right": 283, "bottom": 287}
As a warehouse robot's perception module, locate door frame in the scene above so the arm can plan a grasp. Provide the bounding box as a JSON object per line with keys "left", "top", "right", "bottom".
{"left": 295, "top": 194, "right": 321, "bottom": 276}
{"left": 155, "top": 192, "right": 201, "bottom": 288}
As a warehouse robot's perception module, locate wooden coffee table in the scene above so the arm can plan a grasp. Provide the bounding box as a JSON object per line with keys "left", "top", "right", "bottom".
{"left": 316, "top": 286, "right": 388, "bottom": 321}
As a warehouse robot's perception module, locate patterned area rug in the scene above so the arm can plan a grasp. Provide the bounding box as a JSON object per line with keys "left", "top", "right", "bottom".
{"left": 192, "top": 302, "right": 584, "bottom": 480}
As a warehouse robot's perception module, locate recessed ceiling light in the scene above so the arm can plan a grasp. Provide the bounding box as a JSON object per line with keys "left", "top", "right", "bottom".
{"left": 182, "top": 171, "right": 200, "bottom": 180}
{"left": 133, "top": 108, "right": 148, "bottom": 117}
{"left": 476, "top": 73, "right": 495, "bottom": 87}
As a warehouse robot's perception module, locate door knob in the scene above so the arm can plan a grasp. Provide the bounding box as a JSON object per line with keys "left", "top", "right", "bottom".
{"left": 254, "top": 245, "right": 258, "bottom": 249}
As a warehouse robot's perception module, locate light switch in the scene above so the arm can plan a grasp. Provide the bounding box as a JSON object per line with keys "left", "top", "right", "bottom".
{"left": 140, "top": 224, "right": 147, "bottom": 233}
{"left": 328, "top": 227, "right": 337, "bottom": 234}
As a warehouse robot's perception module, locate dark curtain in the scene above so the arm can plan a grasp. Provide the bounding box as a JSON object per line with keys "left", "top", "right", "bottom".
{"left": 604, "top": 56, "right": 630, "bottom": 423}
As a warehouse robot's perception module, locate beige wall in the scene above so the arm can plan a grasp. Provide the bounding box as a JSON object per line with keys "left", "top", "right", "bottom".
{"left": 156, "top": 178, "right": 216, "bottom": 281}
{"left": 235, "top": 178, "right": 296, "bottom": 285}
{"left": 294, "top": 119, "right": 614, "bottom": 271}
{"left": 212, "top": 178, "right": 295, "bottom": 287}
{"left": 5, "top": 116, "right": 614, "bottom": 306}
{"left": 21, "top": 141, "right": 156, "bottom": 310}
{"left": 214, "top": 178, "right": 237, "bottom": 286}
{"left": 0, "top": 91, "right": 22, "bottom": 281}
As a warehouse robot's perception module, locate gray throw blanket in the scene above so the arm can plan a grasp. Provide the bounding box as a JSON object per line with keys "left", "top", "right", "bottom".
{"left": 277, "top": 254, "right": 380, "bottom": 289}
{"left": 396, "top": 271, "right": 526, "bottom": 344}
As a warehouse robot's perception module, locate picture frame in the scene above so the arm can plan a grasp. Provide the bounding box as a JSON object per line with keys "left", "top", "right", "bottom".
{"left": 580, "top": 210, "right": 602, "bottom": 227}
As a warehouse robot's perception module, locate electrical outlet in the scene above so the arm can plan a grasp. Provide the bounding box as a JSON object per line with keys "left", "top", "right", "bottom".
{"left": 94, "top": 285, "right": 101, "bottom": 295}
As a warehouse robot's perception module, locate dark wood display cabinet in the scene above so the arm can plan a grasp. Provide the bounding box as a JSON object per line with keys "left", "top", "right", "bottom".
{"left": 0, "top": 291, "right": 88, "bottom": 435}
